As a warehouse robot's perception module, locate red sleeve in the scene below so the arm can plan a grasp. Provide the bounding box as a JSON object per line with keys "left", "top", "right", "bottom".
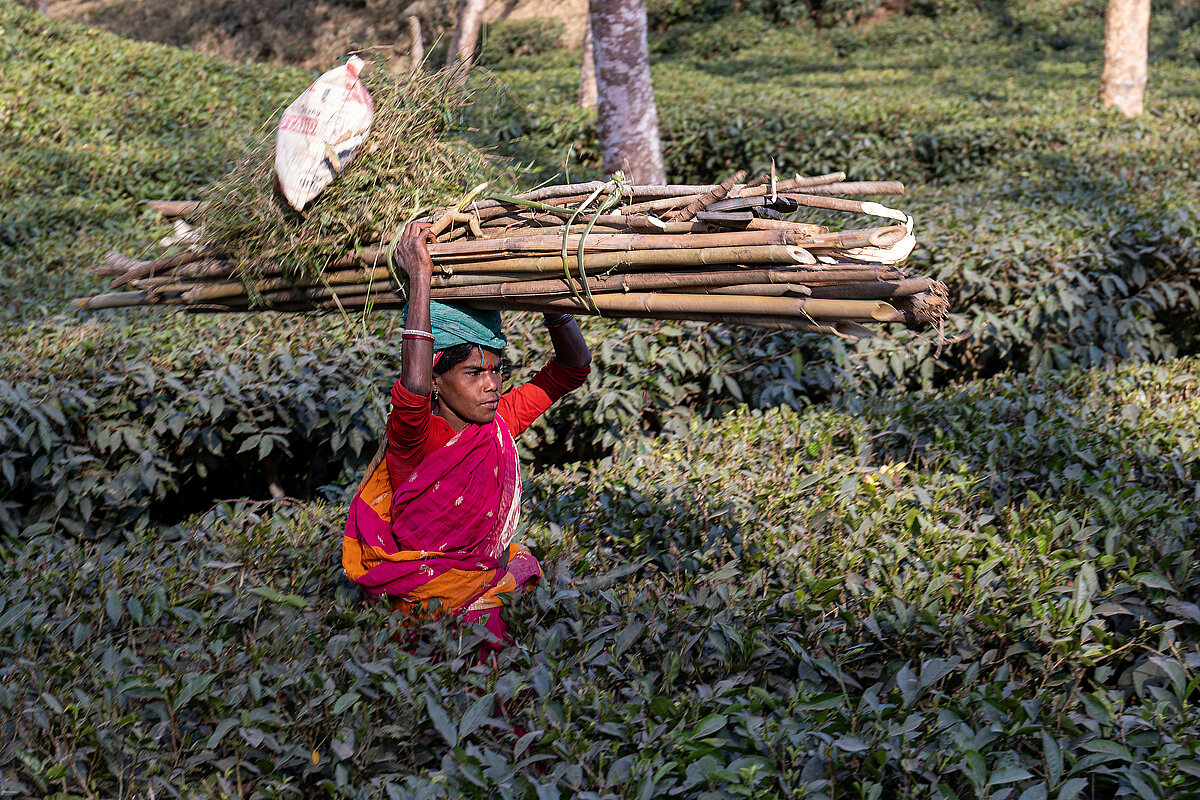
{"left": 498, "top": 359, "right": 591, "bottom": 437}
{"left": 386, "top": 379, "right": 444, "bottom": 488}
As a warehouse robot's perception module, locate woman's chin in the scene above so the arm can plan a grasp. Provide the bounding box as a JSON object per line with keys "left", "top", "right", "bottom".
{"left": 471, "top": 406, "right": 499, "bottom": 425}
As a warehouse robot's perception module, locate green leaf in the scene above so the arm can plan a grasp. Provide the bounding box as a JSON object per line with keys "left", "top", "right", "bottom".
{"left": 332, "top": 691, "right": 361, "bottom": 715}
{"left": 920, "top": 656, "right": 961, "bottom": 689}
{"left": 458, "top": 693, "right": 494, "bottom": 741}
{"left": 896, "top": 663, "right": 919, "bottom": 706}
{"left": 105, "top": 588, "right": 123, "bottom": 626}
{"left": 988, "top": 765, "right": 1033, "bottom": 785}
{"left": 1057, "top": 778, "right": 1089, "bottom": 800}
{"left": 514, "top": 729, "right": 543, "bottom": 761}
{"left": 173, "top": 673, "right": 218, "bottom": 712}
{"left": 1017, "top": 782, "right": 1048, "bottom": 800}
{"left": 690, "top": 714, "right": 728, "bottom": 739}
{"left": 834, "top": 736, "right": 869, "bottom": 753}
{"left": 1078, "top": 739, "right": 1132, "bottom": 762}
{"left": 1131, "top": 571, "right": 1175, "bottom": 592}
{"left": 613, "top": 621, "right": 645, "bottom": 658}
{"left": 206, "top": 718, "right": 240, "bottom": 749}
{"left": 248, "top": 586, "right": 309, "bottom": 609}
{"left": 1041, "top": 731, "right": 1062, "bottom": 786}
{"left": 424, "top": 692, "right": 458, "bottom": 747}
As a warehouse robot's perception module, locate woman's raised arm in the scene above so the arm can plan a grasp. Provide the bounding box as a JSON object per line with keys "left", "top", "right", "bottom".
{"left": 543, "top": 313, "right": 591, "bottom": 370}
{"left": 398, "top": 221, "right": 437, "bottom": 397}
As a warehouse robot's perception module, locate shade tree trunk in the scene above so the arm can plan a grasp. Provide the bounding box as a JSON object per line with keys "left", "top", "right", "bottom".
{"left": 579, "top": 18, "right": 598, "bottom": 109}
{"left": 446, "top": 0, "right": 486, "bottom": 76}
{"left": 588, "top": 0, "right": 666, "bottom": 185}
{"left": 1100, "top": 0, "right": 1150, "bottom": 117}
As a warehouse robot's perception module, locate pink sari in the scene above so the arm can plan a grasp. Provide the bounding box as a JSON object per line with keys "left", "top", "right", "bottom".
{"left": 342, "top": 415, "right": 542, "bottom": 644}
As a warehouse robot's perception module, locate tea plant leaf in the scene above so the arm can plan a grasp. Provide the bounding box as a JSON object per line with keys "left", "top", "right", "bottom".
{"left": 896, "top": 663, "right": 919, "bottom": 706}
{"left": 104, "top": 589, "right": 122, "bottom": 627}
{"left": 248, "top": 586, "right": 309, "bottom": 609}
{"left": 423, "top": 692, "right": 458, "bottom": 748}
{"left": 1040, "top": 731, "right": 1062, "bottom": 787}
{"left": 458, "top": 693, "right": 494, "bottom": 741}
{"left": 987, "top": 765, "right": 1033, "bottom": 785}
{"left": 1057, "top": 778, "right": 1090, "bottom": 800}
{"left": 332, "top": 691, "right": 361, "bottom": 715}
{"left": 613, "top": 621, "right": 645, "bottom": 658}
{"left": 690, "top": 714, "right": 728, "bottom": 740}
{"left": 172, "top": 673, "right": 218, "bottom": 712}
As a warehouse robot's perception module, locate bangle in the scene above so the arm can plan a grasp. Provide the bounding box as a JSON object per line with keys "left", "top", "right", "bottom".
{"left": 543, "top": 313, "right": 574, "bottom": 330}
{"left": 402, "top": 328, "right": 435, "bottom": 341}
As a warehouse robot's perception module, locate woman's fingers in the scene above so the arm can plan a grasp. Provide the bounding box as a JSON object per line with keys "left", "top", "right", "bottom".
{"left": 404, "top": 220, "right": 432, "bottom": 241}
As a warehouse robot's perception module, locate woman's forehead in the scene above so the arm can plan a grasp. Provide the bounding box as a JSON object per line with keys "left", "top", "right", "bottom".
{"left": 457, "top": 347, "right": 500, "bottom": 369}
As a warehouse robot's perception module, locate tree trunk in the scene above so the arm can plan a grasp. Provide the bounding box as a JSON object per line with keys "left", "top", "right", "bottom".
{"left": 588, "top": 0, "right": 666, "bottom": 185}
{"left": 446, "top": 0, "right": 486, "bottom": 75}
{"left": 1100, "top": 0, "right": 1150, "bottom": 117}
{"left": 408, "top": 15, "right": 425, "bottom": 71}
{"left": 579, "top": 18, "right": 598, "bottom": 109}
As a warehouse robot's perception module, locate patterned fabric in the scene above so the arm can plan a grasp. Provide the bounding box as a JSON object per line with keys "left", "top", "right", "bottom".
{"left": 342, "top": 413, "right": 542, "bottom": 637}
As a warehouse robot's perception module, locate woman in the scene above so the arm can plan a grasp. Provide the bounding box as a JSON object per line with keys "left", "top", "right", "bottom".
{"left": 342, "top": 221, "right": 591, "bottom": 646}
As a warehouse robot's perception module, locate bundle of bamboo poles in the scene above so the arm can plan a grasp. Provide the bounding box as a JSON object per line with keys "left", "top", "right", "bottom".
{"left": 75, "top": 171, "right": 948, "bottom": 339}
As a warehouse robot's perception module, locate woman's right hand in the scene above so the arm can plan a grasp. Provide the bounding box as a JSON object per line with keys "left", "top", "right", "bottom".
{"left": 396, "top": 221, "right": 436, "bottom": 281}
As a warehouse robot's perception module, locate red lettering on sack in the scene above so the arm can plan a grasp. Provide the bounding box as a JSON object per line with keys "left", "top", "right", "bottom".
{"left": 279, "top": 112, "right": 320, "bottom": 135}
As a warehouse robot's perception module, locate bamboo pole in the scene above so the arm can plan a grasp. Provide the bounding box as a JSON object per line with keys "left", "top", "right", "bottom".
{"left": 431, "top": 269, "right": 816, "bottom": 298}
{"left": 806, "top": 277, "right": 935, "bottom": 300}
{"left": 669, "top": 170, "right": 745, "bottom": 223}
{"left": 445, "top": 290, "right": 921, "bottom": 322}
{"left": 431, "top": 244, "right": 817, "bottom": 275}
{"left": 426, "top": 227, "right": 904, "bottom": 260}
{"left": 780, "top": 181, "right": 904, "bottom": 197}
{"left": 688, "top": 284, "right": 810, "bottom": 297}
{"left": 109, "top": 248, "right": 221, "bottom": 287}
{"left": 74, "top": 291, "right": 150, "bottom": 310}
{"left": 174, "top": 292, "right": 879, "bottom": 339}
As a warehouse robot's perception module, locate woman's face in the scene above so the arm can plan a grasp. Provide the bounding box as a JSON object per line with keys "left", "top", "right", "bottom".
{"left": 433, "top": 347, "right": 503, "bottom": 428}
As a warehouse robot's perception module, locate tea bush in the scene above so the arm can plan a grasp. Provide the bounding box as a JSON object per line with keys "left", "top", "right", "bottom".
{"left": 2, "top": 357, "right": 1198, "bottom": 797}
{"left": 477, "top": 18, "right": 567, "bottom": 70}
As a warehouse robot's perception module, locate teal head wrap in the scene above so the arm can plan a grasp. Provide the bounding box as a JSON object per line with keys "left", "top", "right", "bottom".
{"left": 405, "top": 300, "right": 506, "bottom": 352}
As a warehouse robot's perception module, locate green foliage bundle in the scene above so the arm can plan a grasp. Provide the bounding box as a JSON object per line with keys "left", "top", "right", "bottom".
{"left": 198, "top": 64, "right": 510, "bottom": 277}
{"left": 3, "top": 358, "right": 1199, "bottom": 797}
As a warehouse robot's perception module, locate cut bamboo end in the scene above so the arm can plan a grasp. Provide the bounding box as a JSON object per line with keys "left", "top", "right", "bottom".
{"left": 73, "top": 291, "right": 149, "bottom": 310}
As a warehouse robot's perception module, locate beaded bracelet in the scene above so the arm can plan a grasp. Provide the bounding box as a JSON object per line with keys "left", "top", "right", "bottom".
{"left": 543, "top": 313, "right": 575, "bottom": 330}
{"left": 402, "top": 328, "right": 435, "bottom": 341}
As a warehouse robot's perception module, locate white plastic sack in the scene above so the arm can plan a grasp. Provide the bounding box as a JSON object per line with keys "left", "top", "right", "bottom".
{"left": 274, "top": 56, "right": 374, "bottom": 212}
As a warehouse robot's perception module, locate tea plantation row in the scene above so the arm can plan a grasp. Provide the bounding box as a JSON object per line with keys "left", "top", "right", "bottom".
{"left": 3, "top": 357, "right": 1198, "bottom": 797}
